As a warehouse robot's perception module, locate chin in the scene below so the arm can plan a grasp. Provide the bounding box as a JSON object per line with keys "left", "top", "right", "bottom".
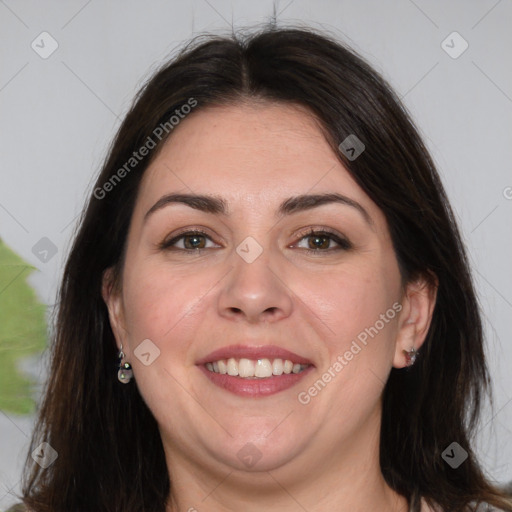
{"left": 204, "top": 423, "right": 310, "bottom": 473}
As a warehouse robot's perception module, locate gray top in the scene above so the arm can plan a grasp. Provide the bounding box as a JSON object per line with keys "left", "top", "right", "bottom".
{"left": 6, "top": 499, "right": 509, "bottom": 511}
{"left": 409, "top": 498, "right": 509, "bottom": 512}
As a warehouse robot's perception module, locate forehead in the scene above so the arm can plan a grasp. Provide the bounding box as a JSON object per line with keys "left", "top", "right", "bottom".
{"left": 136, "top": 102, "right": 378, "bottom": 220}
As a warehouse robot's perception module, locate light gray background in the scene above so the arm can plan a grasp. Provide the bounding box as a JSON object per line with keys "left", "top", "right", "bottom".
{"left": 0, "top": 0, "right": 511, "bottom": 509}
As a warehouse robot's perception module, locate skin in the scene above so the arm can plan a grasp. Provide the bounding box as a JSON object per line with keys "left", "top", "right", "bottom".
{"left": 103, "top": 102, "right": 436, "bottom": 512}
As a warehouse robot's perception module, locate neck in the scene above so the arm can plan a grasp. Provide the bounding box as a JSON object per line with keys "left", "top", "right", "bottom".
{"left": 162, "top": 408, "right": 408, "bottom": 512}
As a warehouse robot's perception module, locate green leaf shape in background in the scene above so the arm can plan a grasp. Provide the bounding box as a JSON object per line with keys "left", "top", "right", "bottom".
{"left": 0, "top": 238, "right": 47, "bottom": 415}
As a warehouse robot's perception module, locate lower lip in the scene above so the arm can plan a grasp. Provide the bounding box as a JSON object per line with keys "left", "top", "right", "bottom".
{"left": 198, "top": 365, "right": 314, "bottom": 397}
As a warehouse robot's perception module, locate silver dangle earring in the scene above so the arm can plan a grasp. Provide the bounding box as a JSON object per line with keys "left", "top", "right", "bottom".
{"left": 403, "top": 347, "right": 418, "bottom": 367}
{"left": 117, "top": 344, "right": 133, "bottom": 384}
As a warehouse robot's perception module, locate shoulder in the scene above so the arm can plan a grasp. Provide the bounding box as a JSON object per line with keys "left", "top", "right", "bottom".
{"left": 5, "top": 504, "right": 30, "bottom": 512}
{"left": 421, "top": 498, "right": 511, "bottom": 512}
{"left": 474, "top": 505, "right": 510, "bottom": 511}
{"left": 472, "top": 498, "right": 512, "bottom": 511}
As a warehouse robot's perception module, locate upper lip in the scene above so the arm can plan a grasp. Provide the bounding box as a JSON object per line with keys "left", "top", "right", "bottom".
{"left": 196, "top": 344, "right": 314, "bottom": 366}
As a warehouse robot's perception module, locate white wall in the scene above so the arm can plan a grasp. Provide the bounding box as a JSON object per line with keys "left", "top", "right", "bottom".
{"left": 0, "top": 0, "right": 510, "bottom": 499}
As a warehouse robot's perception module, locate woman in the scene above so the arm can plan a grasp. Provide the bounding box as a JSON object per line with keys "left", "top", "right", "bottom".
{"left": 10, "top": 27, "right": 512, "bottom": 511}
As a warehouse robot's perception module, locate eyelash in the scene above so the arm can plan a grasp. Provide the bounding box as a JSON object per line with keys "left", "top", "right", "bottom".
{"left": 158, "top": 229, "right": 217, "bottom": 252}
{"left": 159, "top": 227, "right": 352, "bottom": 255}
{"left": 294, "top": 227, "right": 352, "bottom": 253}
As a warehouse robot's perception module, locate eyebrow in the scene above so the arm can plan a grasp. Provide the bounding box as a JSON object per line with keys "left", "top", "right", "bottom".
{"left": 144, "top": 192, "right": 373, "bottom": 226}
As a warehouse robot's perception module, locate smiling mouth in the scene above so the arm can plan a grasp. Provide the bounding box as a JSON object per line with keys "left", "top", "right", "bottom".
{"left": 205, "top": 357, "right": 311, "bottom": 379}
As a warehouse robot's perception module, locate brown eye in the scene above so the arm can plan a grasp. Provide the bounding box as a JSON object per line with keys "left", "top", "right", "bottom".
{"left": 295, "top": 229, "right": 352, "bottom": 253}
{"left": 160, "top": 230, "right": 219, "bottom": 251}
{"left": 182, "top": 233, "right": 207, "bottom": 249}
{"left": 306, "top": 234, "right": 331, "bottom": 250}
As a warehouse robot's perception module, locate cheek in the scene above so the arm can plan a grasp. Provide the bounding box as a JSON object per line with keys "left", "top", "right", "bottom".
{"left": 118, "top": 262, "right": 212, "bottom": 421}
{"left": 297, "top": 263, "right": 399, "bottom": 347}
{"left": 296, "top": 260, "right": 400, "bottom": 399}
{"left": 120, "top": 261, "right": 208, "bottom": 353}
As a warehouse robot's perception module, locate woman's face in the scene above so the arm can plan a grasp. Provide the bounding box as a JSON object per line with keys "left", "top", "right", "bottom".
{"left": 105, "top": 102, "right": 425, "bottom": 479}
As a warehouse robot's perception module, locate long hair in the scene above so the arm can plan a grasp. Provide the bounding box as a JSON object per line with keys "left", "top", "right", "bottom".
{"left": 18, "top": 26, "right": 512, "bottom": 512}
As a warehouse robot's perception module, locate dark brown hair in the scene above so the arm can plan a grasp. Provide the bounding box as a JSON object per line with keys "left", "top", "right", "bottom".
{"left": 18, "top": 26, "right": 512, "bottom": 512}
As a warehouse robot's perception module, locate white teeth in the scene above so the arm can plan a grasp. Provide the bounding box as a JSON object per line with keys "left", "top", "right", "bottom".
{"left": 238, "top": 358, "right": 255, "bottom": 378}
{"left": 255, "top": 358, "right": 273, "bottom": 378}
{"left": 227, "top": 357, "right": 239, "bottom": 376}
{"left": 217, "top": 359, "right": 227, "bottom": 374}
{"left": 272, "top": 358, "right": 284, "bottom": 375}
{"left": 205, "top": 357, "right": 310, "bottom": 378}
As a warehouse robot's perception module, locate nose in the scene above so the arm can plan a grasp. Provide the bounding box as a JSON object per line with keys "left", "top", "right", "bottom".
{"left": 217, "top": 245, "right": 294, "bottom": 324}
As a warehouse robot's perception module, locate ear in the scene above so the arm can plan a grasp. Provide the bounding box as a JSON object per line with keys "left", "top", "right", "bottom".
{"left": 393, "top": 274, "right": 437, "bottom": 368}
{"left": 101, "top": 267, "right": 126, "bottom": 352}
